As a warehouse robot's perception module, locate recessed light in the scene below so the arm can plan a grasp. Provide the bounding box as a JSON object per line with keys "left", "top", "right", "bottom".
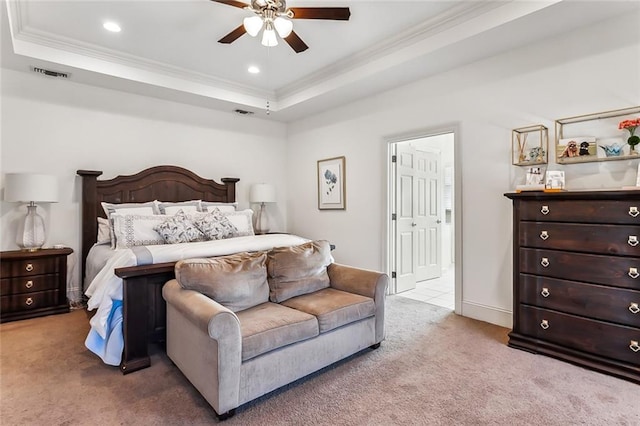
{"left": 103, "top": 22, "right": 121, "bottom": 33}
{"left": 248, "top": 66, "right": 260, "bottom": 74}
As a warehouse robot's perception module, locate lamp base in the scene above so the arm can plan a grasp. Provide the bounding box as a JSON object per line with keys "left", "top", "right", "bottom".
{"left": 16, "top": 203, "right": 46, "bottom": 251}
{"left": 254, "top": 202, "right": 270, "bottom": 235}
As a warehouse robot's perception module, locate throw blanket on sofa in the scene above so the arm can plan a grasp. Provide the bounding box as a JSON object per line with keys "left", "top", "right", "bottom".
{"left": 85, "top": 234, "right": 309, "bottom": 366}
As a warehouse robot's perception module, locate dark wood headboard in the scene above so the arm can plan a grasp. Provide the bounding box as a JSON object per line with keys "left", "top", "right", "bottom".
{"left": 76, "top": 165, "right": 239, "bottom": 282}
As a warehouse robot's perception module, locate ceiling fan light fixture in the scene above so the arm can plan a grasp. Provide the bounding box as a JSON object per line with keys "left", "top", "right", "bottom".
{"left": 273, "top": 16, "right": 293, "bottom": 38}
{"left": 243, "top": 16, "right": 263, "bottom": 37}
{"left": 261, "top": 25, "right": 278, "bottom": 47}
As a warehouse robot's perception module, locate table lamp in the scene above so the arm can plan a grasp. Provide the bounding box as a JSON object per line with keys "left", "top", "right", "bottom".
{"left": 249, "top": 183, "right": 276, "bottom": 234}
{"left": 4, "top": 173, "right": 59, "bottom": 251}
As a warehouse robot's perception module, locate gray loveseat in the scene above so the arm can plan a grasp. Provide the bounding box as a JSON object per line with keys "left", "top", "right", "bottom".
{"left": 162, "top": 240, "right": 388, "bottom": 419}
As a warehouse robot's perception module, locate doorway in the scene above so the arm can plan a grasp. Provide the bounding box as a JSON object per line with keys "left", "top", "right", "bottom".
{"left": 388, "top": 131, "right": 457, "bottom": 311}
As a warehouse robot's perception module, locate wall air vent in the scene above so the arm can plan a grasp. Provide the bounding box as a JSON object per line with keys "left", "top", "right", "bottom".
{"left": 32, "top": 67, "right": 69, "bottom": 79}
{"left": 233, "top": 109, "right": 254, "bottom": 115}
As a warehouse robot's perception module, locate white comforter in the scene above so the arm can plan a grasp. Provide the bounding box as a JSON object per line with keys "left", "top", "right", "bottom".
{"left": 84, "top": 234, "right": 309, "bottom": 365}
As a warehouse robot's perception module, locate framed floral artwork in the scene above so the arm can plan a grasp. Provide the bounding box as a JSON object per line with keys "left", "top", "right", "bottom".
{"left": 317, "top": 156, "right": 346, "bottom": 210}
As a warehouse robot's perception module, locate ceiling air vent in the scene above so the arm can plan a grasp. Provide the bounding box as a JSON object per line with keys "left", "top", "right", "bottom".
{"left": 32, "top": 67, "right": 69, "bottom": 79}
{"left": 234, "top": 109, "right": 254, "bottom": 116}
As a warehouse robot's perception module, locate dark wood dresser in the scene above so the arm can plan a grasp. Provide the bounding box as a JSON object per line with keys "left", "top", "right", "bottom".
{"left": 0, "top": 247, "right": 73, "bottom": 323}
{"left": 504, "top": 190, "right": 639, "bottom": 383}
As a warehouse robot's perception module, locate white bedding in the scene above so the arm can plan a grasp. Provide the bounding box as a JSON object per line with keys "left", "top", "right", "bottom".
{"left": 84, "top": 234, "right": 309, "bottom": 365}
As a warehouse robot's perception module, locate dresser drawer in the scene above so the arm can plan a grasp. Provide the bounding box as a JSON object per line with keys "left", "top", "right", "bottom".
{"left": 518, "top": 305, "right": 640, "bottom": 365}
{"left": 0, "top": 257, "right": 61, "bottom": 278}
{"left": 519, "top": 274, "right": 640, "bottom": 327}
{"left": 520, "top": 200, "right": 640, "bottom": 224}
{"left": 0, "top": 290, "right": 61, "bottom": 313}
{"left": 520, "top": 222, "right": 639, "bottom": 256}
{"left": 520, "top": 248, "right": 639, "bottom": 290}
{"left": 0, "top": 274, "right": 59, "bottom": 295}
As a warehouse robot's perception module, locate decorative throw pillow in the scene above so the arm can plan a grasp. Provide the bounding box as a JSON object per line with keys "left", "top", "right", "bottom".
{"left": 200, "top": 201, "right": 238, "bottom": 213}
{"left": 222, "top": 209, "right": 255, "bottom": 237}
{"left": 266, "top": 240, "right": 333, "bottom": 303}
{"left": 191, "top": 208, "right": 238, "bottom": 240}
{"left": 175, "top": 252, "right": 269, "bottom": 312}
{"left": 101, "top": 201, "right": 158, "bottom": 248}
{"left": 153, "top": 209, "right": 205, "bottom": 244}
{"left": 155, "top": 200, "right": 202, "bottom": 215}
{"left": 112, "top": 213, "right": 168, "bottom": 249}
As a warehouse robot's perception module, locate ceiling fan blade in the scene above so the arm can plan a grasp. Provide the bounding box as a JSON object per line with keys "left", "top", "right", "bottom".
{"left": 289, "top": 7, "right": 351, "bottom": 20}
{"left": 284, "top": 31, "right": 309, "bottom": 53}
{"left": 218, "top": 25, "right": 247, "bottom": 44}
{"left": 210, "top": 0, "right": 249, "bottom": 9}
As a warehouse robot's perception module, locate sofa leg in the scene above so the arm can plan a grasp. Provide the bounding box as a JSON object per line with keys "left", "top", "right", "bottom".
{"left": 370, "top": 343, "right": 381, "bottom": 350}
{"left": 217, "top": 409, "right": 236, "bottom": 421}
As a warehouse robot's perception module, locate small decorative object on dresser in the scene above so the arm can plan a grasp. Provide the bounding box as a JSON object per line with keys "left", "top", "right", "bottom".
{"left": 504, "top": 190, "right": 640, "bottom": 383}
{"left": 0, "top": 247, "right": 73, "bottom": 322}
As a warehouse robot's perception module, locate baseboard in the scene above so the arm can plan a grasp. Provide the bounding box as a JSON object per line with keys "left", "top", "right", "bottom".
{"left": 461, "top": 301, "right": 512, "bottom": 329}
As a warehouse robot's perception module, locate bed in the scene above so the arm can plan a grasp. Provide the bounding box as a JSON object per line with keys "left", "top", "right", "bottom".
{"left": 77, "top": 166, "right": 307, "bottom": 374}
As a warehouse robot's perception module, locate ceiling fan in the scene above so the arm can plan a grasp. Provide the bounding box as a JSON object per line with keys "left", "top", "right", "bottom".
{"left": 212, "top": 0, "right": 351, "bottom": 53}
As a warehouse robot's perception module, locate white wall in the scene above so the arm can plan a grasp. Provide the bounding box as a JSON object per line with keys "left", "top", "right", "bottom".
{"left": 286, "top": 13, "right": 640, "bottom": 327}
{"left": 1, "top": 69, "right": 289, "bottom": 293}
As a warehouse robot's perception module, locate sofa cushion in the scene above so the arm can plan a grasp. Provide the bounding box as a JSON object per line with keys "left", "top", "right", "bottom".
{"left": 236, "top": 302, "right": 319, "bottom": 361}
{"left": 281, "top": 287, "right": 375, "bottom": 334}
{"left": 174, "top": 252, "right": 268, "bottom": 312}
{"left": 267, "top": 240, "right": 333, "bottom": 303}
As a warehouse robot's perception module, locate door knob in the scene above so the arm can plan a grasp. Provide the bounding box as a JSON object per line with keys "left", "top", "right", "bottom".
{"left": 436, "top": 220, "right": 442, "bottom": 224}
{"left": 411, "top": 223, "right": 417, "bottom": 227}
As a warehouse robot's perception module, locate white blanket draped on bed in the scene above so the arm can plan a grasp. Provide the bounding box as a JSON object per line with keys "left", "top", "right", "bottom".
{"left": 84, "top": 234, "right": 309, "bottom": 366}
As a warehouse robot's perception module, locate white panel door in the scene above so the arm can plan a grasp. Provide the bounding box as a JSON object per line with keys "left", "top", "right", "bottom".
{"left": 416, "top": 150, "right": 441, "bottom": 281}
{"left": 395, "top": 145, "right": 417, "bottom": 293}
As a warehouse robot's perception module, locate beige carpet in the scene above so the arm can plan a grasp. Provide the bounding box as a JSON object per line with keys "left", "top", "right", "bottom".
{"left": 1, "top": 296, "right": 639, "bottom": 425}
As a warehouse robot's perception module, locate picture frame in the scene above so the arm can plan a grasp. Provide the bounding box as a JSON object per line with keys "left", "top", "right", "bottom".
{"left": 545, "top": 170, "right": 565, "bottom": 190}
{"left": 317, "top": 156, "right": 346, "bottom": 210}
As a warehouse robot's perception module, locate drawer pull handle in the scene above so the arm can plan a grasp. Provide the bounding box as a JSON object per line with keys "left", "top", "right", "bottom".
{"left": 629, "top": 268, "right": 639, "bottom": 279}
{"left": 540, "top": 319, "right": 549, "bottom": 330}
{"left": 540, "top": 231, "right": 549, "bottom": 240}
{"left": 631, "top": 341, "right": 640, "bottom": 353}
{"left": 541, "top": 205, "right": 549, "bottom": 215}
{"left": 25, "top": 280, "right": 33, "bottom": 289}
{"left": 630, "top": 303, "right": 640, "bottom": 314}
{"left": 630, "top": 207, "right": 639, "bottom": 218}
{"left": 629, "top": 236, "right": 638, "bottom": 247}
{"left": 541, "top": 288, "right": 550, "bottom": 298}
{"left": 540, "top": 257, "right": 550, "bottom": 267}
{"left": 25, "top": 263, "right": 34, "bottom": 272}
{"left": 25, "top": 297, "right": 33, "bottom": 306}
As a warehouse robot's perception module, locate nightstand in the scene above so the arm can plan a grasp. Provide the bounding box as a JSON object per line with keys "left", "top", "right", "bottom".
{"left": 0, "top": 247, "right": 73, "bottom": 323}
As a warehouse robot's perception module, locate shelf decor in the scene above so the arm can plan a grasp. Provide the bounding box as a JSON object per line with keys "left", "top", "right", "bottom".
{"left": 555, "top": 106, "right": 640, "bottom": 164}
{"left": 512, "top": 125, "right": 548, "bottom": 166}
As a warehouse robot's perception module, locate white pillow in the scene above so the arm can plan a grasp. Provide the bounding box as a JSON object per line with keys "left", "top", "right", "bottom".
{"left": 201, "top": 201, "right": 238, "bottom": 213}
{"left": 101, "top": 201, "right": 158, "bottom": 217}
{"left": 112, "top": 213, "right": 168, "bottom": 249}
{"left": 97, "top": 217, "right": 111, "bottom": 245}
{"left": 222, "top": 209, "right": 255, "bottom": 237}
{"left": 155, "top": 200, "right": 202, "bottom": 215}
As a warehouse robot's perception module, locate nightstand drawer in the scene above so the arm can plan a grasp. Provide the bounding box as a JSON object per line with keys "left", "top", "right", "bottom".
{"left": 519, "top": 274, "right": 640, "bottom": 327}
{"left": 519, "top": 305, "right": 640, "bottom": 365}
{"left": 519, "top": 222, "right": 639, "bottom": 256}
{"left": 0, "top": 257, "right": 61, "bottom": 278}
{"left": 1, "top": 290, "right": 61, "bottom": 313}
{"left": 519, "top": 200, "right": 640, "bottom": 224}
{"left": 1, "top": 275, "right": 59, "bottom": 295}
{"left": 520, "top": 248, "right": 640, "bottom": 290}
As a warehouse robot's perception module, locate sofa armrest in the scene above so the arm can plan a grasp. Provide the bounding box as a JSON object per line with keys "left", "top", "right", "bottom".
{"left": 162, "top": 280, "right": 242, "bottom": 415}
{"left": 327, "top": 263, "right": 388, "bottom": 299}
{"left": 163, "top": 279, "right": 241, "bottom": 339}
{"left": 327, "top": 263, "right": 388, "bottom": 343}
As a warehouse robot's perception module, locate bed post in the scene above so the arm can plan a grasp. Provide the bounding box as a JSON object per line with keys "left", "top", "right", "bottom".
{"left": 76, "top": 170, "right": 102, "bottom": 285}
{"left": 222, "top": 178, "right": 240, "bottom": 203}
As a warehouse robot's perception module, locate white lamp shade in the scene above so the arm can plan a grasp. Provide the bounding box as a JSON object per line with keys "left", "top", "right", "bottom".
{"left": 250, "top": 183, "right": 276, "bottom": 203}
{"left": 243, "top": 16, "right": 263, "bottom": 37}
{"left": 261, "top": 27, "right": 278, "bottom": 47}
{"left": 4, "top": 173, "right": 59, "bottom": 203}
{"left": 274, "top": 17, "right": 293, "bottom": 38}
